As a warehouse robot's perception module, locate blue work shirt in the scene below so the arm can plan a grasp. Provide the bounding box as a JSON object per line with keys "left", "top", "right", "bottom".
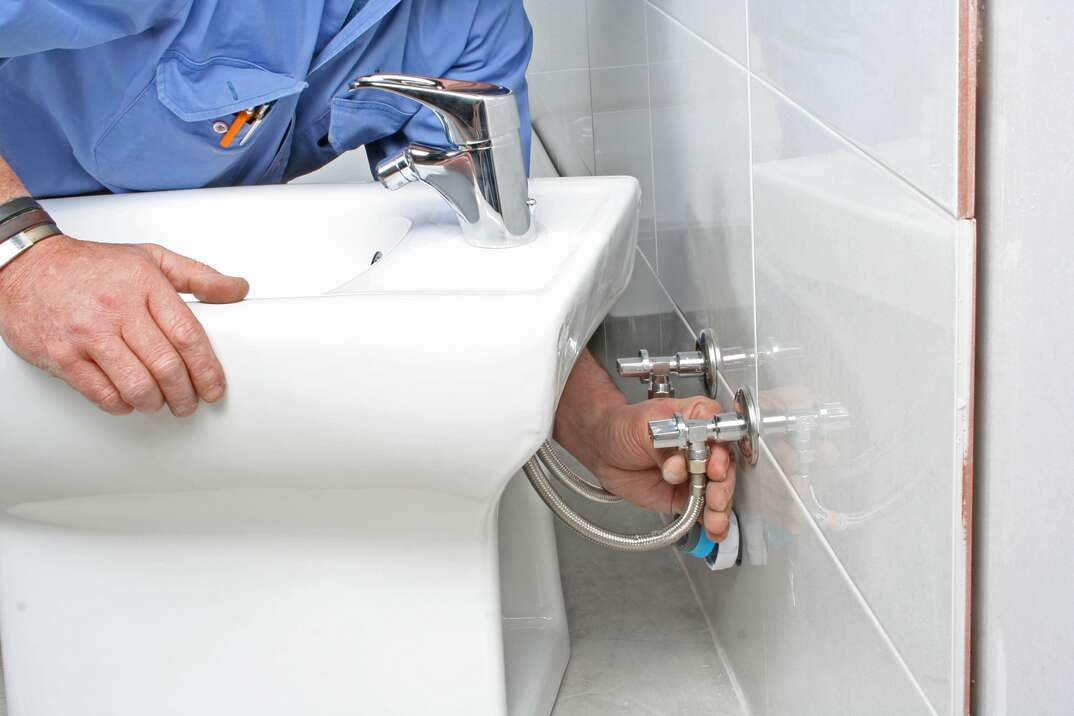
{"left": 0, "top": 0, "right": 532, "bottom": 198}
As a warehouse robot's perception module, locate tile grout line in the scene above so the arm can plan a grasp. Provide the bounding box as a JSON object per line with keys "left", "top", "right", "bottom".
{"left": 640, "top": 6, "right": 953, "bottom": 712}
{"left": 581, "top": 0, "right": 598, "bottom": 175}
{"left": 756, "top": 437, "right": 942, "bottom": 716}
{"left": 645, "top": 2, "right": 961, "bottom": 221}
{"left": 664, "top": 312, "right": 943, "bottom": 715}
{"left": 741, "top": 2, "right": 771, "bottom": 713}
{"left": 641, "top": 2, "right": 661, "bottom": 274}
{"left": 644, "top": 186, "right": 940, "bottom": 716}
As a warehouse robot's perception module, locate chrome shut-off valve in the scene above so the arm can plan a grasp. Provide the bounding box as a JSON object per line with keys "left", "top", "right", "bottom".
{"left": 616, "top": 328, "right": 722, "bottom": 399}
{"left": 616, "top": 328, "right": 760, "bottom": 466}
{"left": 648, "top": 387, "right": 760, "bottom": 467}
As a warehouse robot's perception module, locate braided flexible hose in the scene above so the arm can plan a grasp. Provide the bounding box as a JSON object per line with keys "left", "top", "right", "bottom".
{"left": 535, "top": 441, "right": 622, "bottom": 504}
{"left": 524, "top": 454, "right": 705, "bottom": 552}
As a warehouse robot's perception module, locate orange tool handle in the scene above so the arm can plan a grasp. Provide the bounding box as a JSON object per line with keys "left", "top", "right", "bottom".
{"left": 219, "top": 110, "right": 252, "bottom": 148}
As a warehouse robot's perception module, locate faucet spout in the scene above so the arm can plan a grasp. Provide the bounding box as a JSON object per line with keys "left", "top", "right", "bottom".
{"left": 350, "top": 73, "right": 534, "bottom": 248}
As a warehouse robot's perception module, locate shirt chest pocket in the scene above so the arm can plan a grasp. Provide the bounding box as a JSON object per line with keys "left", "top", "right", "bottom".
{"left": 93, "top": 53, "right": 307, "bottom": 192}
{"left": 327, "top": 93, "right": 420, "bottom": 155}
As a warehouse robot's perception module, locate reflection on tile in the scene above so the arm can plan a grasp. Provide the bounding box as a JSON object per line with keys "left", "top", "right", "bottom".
{"left": 748, "top": 0, "right": 959, "bottom": 211}
{"left": 649, "top": 0, "right": 748, "bottom": 64}
{"left": 550, "top": 448, "right": 747, "bottom": 716}
{"left": 647, "top": 7, "right": 754, "bottom": 395}
{"left": 751, "top": 78, "right": 966, "bottom": 714}
{"left": 528, "top": 69, "right": 596, "bottom": 176}
{"left": 752, "top": 446, "right": 934, "bottom": 716}
{"left": 525, "top": 0, "right": 590, "bottom": 72}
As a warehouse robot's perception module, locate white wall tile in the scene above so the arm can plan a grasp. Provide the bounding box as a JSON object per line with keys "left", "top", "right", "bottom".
{"left": 748, "top": 0, "right": 960, "bottom": 212}
{"left": 525, "top": 0, "right": 591, "bottom": 72}
{"left": 751, "top": 445, "right": 936, "bottom": 716}
{"left": 585, "top": 0, "right": 648, "bottom": 69}
{"left": 590, "top": 64, "right": 657, "bottom": 266}
{"left": 528, "top": 69, "right": 596, "bottom": 176}
{"left": 676, "top": 373, "right": 936, "bottom": 715}
{"left": 526, "top": 4, "right": 970, "bottom": 714}
{"left": 646, "top": 7, "right": 754, "bottom": 396}
{"left": 751, "top": 78, "right": 970, "bottom": 715}
{"left": 649, "top": 0, "right": 748, "bottom": 64}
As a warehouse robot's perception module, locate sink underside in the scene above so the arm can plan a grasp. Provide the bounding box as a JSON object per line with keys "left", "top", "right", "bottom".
{"left": 1, "top": 177, "right": 639, "bottom": 508}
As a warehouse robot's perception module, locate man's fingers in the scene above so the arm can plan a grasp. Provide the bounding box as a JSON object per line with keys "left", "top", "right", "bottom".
{"left": 660, "top": 453, "right": 688, "bottom": 484}
{"left": 123, "top": 314, "right": 200, "bottom": 416}
{"left": 141, "top": 244, "right": 249, "bottom": 304}
{"left": 63, "top": 358, "right": 134, "bottom": 415}
{"left": 149, "top": 289, "right": 227, "bottom": 407}
{"left": 706, "top": 480, "right": 733, "bottom": 514}
{"left": 707, "top": 446, "right": 732, "bottom": 481}
{"left": 704, "top": 510, "right": 731, "bottom": 542}
{"left": 682, "top": 396, "right": 720, "bottom": 419}
{"left": 85, "top": 338, "right": 165, "bottom": 413}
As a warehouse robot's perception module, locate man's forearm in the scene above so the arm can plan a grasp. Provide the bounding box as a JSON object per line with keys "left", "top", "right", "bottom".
{"left": 0, "top": 155, "right": 31, "bottom": 203}
{"left": 553, "top": 348, "right": 628, "bottom": 461}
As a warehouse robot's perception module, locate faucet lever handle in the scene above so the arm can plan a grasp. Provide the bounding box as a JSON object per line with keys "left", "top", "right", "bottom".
{"left": 349, "top": 73, "right": 519, "bottom": 146}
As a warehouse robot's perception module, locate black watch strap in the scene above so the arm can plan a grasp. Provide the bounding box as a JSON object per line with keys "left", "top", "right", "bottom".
{"left": 0, "top": 196, "right": 42, "bottom": 226}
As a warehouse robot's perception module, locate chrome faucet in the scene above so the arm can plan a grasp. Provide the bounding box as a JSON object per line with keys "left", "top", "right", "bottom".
{"left": 349, "top": 73, "right": 534, "bottom": 248}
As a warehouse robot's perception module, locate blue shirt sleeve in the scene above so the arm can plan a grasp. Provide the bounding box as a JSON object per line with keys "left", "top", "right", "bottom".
{"left": 365, "top": 0, "right": 533, "bottom": 175}
{"left": 0, "top": 0, "right": 188, "bottom": 58}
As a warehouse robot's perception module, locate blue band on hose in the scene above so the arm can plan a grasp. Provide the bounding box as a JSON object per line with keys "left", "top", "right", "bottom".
{"left": 688, "top": 528, "right": 717, "bottom": 558}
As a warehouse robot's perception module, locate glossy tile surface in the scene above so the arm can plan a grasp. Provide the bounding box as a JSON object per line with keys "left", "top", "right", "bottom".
{"left": 749, "top": 445, "right": 935, "bottom": 716}
{"left": 649, "top": 0, "right": 748, "bottom": 64}
{"left": 751, "top": 78, "right": 970, "bottom": 715}
{"left": 528, "top": 69, "right": 596, "bottom": 177}
{"left": 590, "top": 64, "right": 656, "bottom": 266}
{"left": 647, "top": 6, "right": 755, "bottom": 396}
{"left": 748, "top": 0, "right": 960, "bottom": 212}
{"left": 525, "top": 2, "right": 971, "bottom": 713}
{"left": 525, "top": 0, "right": 590, "bottom": 73}
{"left": 585, "top": 0, "right": 647, "bottom": 69}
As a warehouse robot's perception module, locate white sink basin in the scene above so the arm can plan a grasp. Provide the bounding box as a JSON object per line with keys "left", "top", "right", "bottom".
{"left": 0, "top": 177, "right": 640, "bottom": 716}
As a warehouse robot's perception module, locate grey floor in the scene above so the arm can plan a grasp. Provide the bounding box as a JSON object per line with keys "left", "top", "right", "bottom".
{"left": 549, "top": 450, "right": 747, "bottom": 716}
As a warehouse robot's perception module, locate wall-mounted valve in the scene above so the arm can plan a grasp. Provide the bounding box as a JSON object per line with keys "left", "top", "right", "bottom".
{"left": 523, "top": 328, "right": 752, "bottom": 568}
{"left": 647, "top": 386, "right": 761, "bottom": 470}
{"left": 616, "top": 328, "right": 721, "bottom": 399}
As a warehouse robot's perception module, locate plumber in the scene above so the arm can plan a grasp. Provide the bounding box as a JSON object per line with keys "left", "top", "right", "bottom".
{"left": 0, "top": 0, "right": 734, "bottom": 541}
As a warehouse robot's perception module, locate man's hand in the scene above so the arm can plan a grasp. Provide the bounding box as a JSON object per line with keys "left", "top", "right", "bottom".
{"left": 0, "top": 234, "right": 249, "bottom": 416}
{"left": 554, "top": 350, "right": 736, "bottom": 541}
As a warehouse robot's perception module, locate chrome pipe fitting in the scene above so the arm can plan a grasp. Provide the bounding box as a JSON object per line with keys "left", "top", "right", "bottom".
{"left": 616, "top": 328, "right": 721, "bottom": 400}
{"left": 648, "top": 387, "right": 760, "bottom": 466}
